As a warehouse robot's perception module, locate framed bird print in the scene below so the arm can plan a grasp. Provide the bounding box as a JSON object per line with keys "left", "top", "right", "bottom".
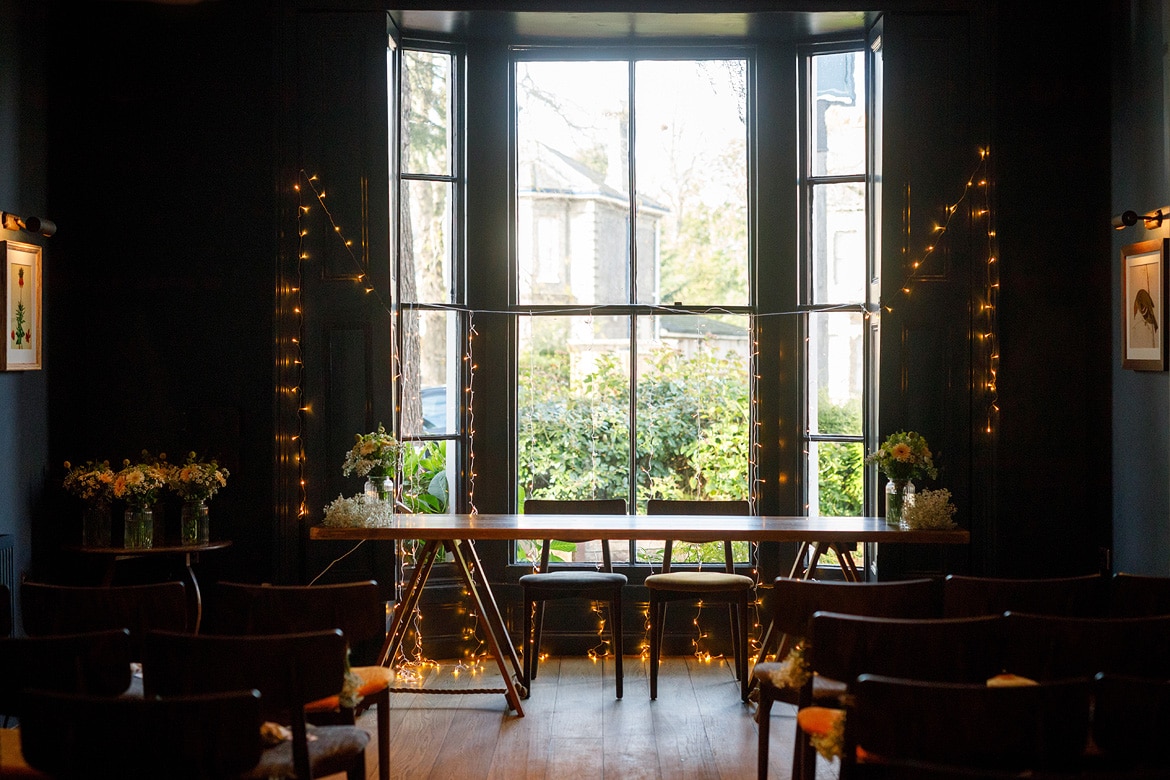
{"left": 1122, "top": 238, "right": 1168, "bottom": 371}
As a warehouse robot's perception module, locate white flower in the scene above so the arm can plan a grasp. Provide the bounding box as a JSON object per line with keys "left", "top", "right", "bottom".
{"left": 903, "top": 487, "right": 958, "bottom": 529}
{"left": 322, "top": 494, "right": 396, "bottom": 527}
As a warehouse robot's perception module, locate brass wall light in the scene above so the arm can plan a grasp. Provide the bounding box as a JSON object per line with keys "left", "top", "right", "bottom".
{"left": 0, "top": 211, "right": 57, "bottom": 237}
{"left": 1112, "top": 207, "right": 1170, "bottom": 230}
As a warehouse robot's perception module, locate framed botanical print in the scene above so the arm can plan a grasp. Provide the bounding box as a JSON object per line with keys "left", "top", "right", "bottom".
{"left": 1121, "top": 238, "right": 1168, "bottom": 371}
{"left": 2, "top": 240, "right": 42, "bottom": 371}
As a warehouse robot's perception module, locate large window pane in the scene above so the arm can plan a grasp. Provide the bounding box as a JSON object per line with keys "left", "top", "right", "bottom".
{"left": 634, "top": 60, "right": 748, "bottom": 307}
{"left": 516, "top": 61, "right": 630, "bottom": 306}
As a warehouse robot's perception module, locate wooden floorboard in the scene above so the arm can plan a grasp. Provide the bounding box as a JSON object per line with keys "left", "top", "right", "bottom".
{"left": 334, "top": 655, "right": 841, "bottom": 780}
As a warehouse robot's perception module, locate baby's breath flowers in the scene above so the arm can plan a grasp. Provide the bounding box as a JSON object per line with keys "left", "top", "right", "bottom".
{"left": 322, "top": 494, "right": 396, "bottom": 528}
{"left": 903, "top": 487, "right": 958, "bottom": 530}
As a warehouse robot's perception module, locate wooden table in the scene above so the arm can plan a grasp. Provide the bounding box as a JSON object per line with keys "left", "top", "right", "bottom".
{"left": 66, "top": 541, "right": 232, "bottom": 633}
{"left": 311, "top": 514, "right": 969, "bottom": 716}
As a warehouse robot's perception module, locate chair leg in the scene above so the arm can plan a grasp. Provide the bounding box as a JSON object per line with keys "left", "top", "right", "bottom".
{"left": 738, "top": 596, "right": 750, "bottom": 701}
{"left": 530, "top": 601, "right": 545, "bottom": 681}
{"left": 522, "top": 596, "right": 534, "bottom": 689}
{"left": 373, "top": 688, "right": 390, "bottom": 780}
{"left": 727, "top": 601, "right": 742, "bottom": 680}
{"left": 649, "top": 594, "right": 661, "bottom": 700}
{"left": 757, "top": 681, "right": 776, "bottom": 780}
{"left": 610, "top": 593, "right": 623, "bottom": 699}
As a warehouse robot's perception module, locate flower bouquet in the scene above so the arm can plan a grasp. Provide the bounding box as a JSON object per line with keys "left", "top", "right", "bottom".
{"left": 113, "top": 458, "right": 169, "bottom": 549}
{"left": 342, "top": 423, "right": 399, "bottom": 478}
{"left": 63, "top": 460, "right": 116, "bottom": 547}
{"left": 343, "top": 423, "right": 399, "bottom": 502}
{"left": 168, "top": 451, "right": 230, "bottom": 502}
{"left": 865, "top": 431, "right": 938, "bottom": 526}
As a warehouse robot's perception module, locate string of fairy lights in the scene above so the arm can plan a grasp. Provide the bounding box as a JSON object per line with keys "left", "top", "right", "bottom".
{"left": 291, "top": 146, "right": 998, "bottom": 672}
{"left": 880, "top": 148, "right": 1000, "bottom": 436}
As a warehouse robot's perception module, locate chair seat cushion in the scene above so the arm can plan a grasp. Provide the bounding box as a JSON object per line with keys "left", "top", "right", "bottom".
{"left": 1, "top": 728, "right": 50, "bottom": 778}
{"left": 519, "top": 571, "right": 627, "bottom": 590}
{"left": 305, "top": 665, "right": 392, "bottom": 712}
{"left": 242, "top": 724, "right": 369, "bottom": 779}
{"left": 644, "top": 571, "right": 754, "bottom": 592}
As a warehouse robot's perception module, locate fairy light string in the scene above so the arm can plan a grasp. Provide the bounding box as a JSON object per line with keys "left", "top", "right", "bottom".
{"left": 295, "top": 151, "right": 996, "bottom": 670}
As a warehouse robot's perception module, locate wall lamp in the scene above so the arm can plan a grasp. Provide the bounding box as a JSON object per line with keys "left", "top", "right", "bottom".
{"left": 0, "top": 211, "right": 57, "bottom": 237}
{"left": 1112, "top": 207, "right": 1170, "bottom": 231}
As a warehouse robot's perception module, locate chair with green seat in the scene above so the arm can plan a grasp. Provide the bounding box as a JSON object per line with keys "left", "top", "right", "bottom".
{"left": 201, "top": 580, "right": 391, "bottom": 780}
{"left": 643, "top": 498, "right": 755, "bottom": 702}
{"left": 519, "top": 498, "right": 628, "bottom": 699}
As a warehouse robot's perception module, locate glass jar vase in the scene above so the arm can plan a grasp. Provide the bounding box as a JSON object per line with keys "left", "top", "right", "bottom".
{"left": 180, "top": 499, "right": 210, "bottom": 545}
{"left": 81, "top": 501, "right": 112, "bottom": 548}
{"left": 885, "top": 480, "right": 915, "bottom": 528}
{"left": 123, "top": 505, "right": 154, "bottom": 549}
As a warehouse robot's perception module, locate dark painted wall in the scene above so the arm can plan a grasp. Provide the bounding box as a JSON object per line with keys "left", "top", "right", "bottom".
{"left": 0, "top": 0, "right": 1149, "bottom": 642}
{"left": 1111, "top": 0, "right": 1170, "bottom": 575}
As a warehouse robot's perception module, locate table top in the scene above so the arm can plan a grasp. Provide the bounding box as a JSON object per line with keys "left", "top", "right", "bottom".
{"left": 66, "top": 541, "right": 233, "bottom": 556}
{"left": 310, "top": 514, "right": 969, "bottom": 544}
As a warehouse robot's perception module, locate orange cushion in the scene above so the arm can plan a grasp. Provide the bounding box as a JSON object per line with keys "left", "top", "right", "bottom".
{"left": 0, "top": 728, "right": 51, "bottom": 778}
{"left": 305, "top": 665, "right": 392, "bottom": 712}
{"left": 797, "top": 705, "right": 843, "bottom": 737}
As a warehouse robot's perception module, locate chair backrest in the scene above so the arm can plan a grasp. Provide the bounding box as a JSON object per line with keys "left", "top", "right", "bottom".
{"left": 0, "top": 629, "right": 132, "bottom": 718}
{"left": 523, "top": 498, "right": 627, "bottom": 571}
{"left": 142, "top": 628, "right": 352, "bottom": 780}
{"left": 645, "top": 498, "right": 751, "bottom": 573}
{"left": 1107, "top": 572, "right": 1170, "bottom": 617}
{"left": 1091, "top": 672, "right": 1170, "bottom": 773}
{"left": 844, "top": 674, "right": 1092, "bottom": 775}
{"left": 18, "top": 687, "right": 263, "bottom": 779}
{"left": 808, "top": 612, "right": 1006, "bottom": 687}
{"left": 1000, "top": 611, "right": 1170, "bottom": 681}
{"left": 21, "top": 580, "right": 189, "bottom": 659}
{"left": 770, "top": 577, "right": 944, "bottom": 644}
{"left": 942, "top": 573, "right": 1108, "bottom": 618}
{"left": 202, "top": 580, "right": 386, "bottom": 666}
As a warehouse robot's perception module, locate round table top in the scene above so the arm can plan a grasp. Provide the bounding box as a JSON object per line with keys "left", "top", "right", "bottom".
{"left": 65, "top": 540, "right": 232, "bottom": 556}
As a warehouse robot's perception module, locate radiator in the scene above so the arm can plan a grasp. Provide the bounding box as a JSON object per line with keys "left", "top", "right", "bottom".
{"left": 0, "top": 535, "right": 13, "bottom": 631}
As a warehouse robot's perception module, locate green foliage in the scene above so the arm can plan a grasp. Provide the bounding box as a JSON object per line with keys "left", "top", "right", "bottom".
{"left": 816, "top": 390, "right": 864, "bottom": 516}
{"left": 399, "top": 441, "right": 449, "bottom": 514}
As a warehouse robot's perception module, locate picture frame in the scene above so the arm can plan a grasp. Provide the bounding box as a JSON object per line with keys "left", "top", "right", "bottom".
{"left": 1121, "top": 238, "right": 1168, "bottom": 371}
{"left": 2, "top": 240, "right": 42, "bottom": 371}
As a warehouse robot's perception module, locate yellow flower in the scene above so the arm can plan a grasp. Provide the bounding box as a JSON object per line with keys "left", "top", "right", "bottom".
{"left": 891, "top": 442, "right": 913, "bottom": 461}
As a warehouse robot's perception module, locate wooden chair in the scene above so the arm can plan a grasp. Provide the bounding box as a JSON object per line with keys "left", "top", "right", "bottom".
{"left": 0, "top": 628, "right": 134, "bottom": 776}
{"left": 201, "top": 580, "right": 391, "bottom": 780}
{"left": 999, "top": 611, "right": 1170, "bottom": 682}
{"left": 0, "top": 628, "right": 133, "bottom": 723}
{"left": 841, "top": 674, "right": 1093, "bottom": 779}
{"left": 752, "top": 577, "right": 945, "bottom": 780}
{"left": 1106, "top": 572, "right": 1170, "bottom": 617}
{"left": 142, "top": 628, "right": 370, "bottom": 780}
{"left": 1090, "top": 672, "right": 1170, "bottom": 776}
{"left": 519, "top": 498, "right": 628, "bottom": 699}
{"left": 644, "top": 498, "right": 755, "bottom": 702}
{"left": 20, "top": 580, "right": 189, "bottom": 661}
{"left": 18, "top": 688, "right": 264, "bottom": 779}
{"left": 797, "top": 612, "right": 1007, "bottom": 780}
{"left": 941, "top": 573, "right": 1108, "bottom": 618}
